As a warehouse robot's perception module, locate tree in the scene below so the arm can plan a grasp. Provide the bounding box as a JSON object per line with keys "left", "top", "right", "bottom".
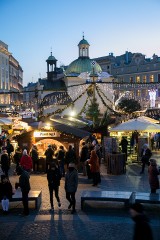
{"left": 117, "top": 98, "right": 141, "bottom": 114}
{"left": 86, "top": 97, "right": 100, "bottom": 127}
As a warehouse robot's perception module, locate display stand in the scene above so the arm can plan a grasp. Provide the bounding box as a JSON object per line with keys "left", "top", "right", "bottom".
{"left": 106, "top": 153, "right": 126, "bottom": 175}
{"left": 103, "top": 137, "right": 126, "bottom": 175}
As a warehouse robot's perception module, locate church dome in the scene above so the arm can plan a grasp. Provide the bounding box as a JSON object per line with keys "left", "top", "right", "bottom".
{"left": 65, "top": 58, "right": 102, "bottom": 76}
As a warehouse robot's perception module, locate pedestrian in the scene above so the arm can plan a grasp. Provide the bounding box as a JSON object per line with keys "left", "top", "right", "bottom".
{"left": 45, "top": 145, "right": 54, "bottom": 173}
{"left": 65, "top": 145, "right": 77, "bottom": 168}
{"left": 0, "top": 149, "right": 10, "bottom": 177}
{"left": 120, "top": 136, "right": 128, "bottom": 161}
{"left": 65, "top": 163, "right": 78, "bottom": 214}
{"left": 79, "top": 142, "right": 89, "bottom": 176}
{"left": 30, "top": 145, "right": 39, "bottom": 172}
{"left": 140, "top": 144, "right": 152, "bottom": 174}
{"left": 148, "top": 158, "right": 160, "bottom": 193}
{"left": 15, "top": 166, "right": 31, "bottom": 216}
{"left": 20, "top": 149, "right": 33, "bottom": 172}
{"left": 0, "top": 175, "right": 13, "bottom": 214}
{"left": 129, "top": 203, "right": 153, "bottom": 240}
{"left": 13, "top": 146, "right": 22, "bottom": 170}
{"left": 87, "top": 150, "right": 100, "bottom": 186}
{"left": 57, "top": 145, "right": 65, "bottom": 177}
{"left": 6, "top": 139, "right": 14, "bottom": 166}
{"left": 47, "top": 162, "right": 61, "bottom": 211}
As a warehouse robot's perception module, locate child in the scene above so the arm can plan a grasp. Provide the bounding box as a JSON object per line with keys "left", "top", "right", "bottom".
{"left": 0, "top": 175, "right": 13, "bottom": 214}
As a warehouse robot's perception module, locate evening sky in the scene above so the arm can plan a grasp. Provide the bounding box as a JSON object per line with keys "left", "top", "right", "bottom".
{"left": 0, "top": 0, "right": 159, "bottom": 86}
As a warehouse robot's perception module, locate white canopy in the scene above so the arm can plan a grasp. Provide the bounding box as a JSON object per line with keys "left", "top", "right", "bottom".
{"left": 0, "top": 118, "right": 13, "bottom": 125}
{"left": 110, "top": 118, "right": 160, "bottom": 132}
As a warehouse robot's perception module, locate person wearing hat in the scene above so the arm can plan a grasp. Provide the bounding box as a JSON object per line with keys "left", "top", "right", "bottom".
{"left": 20, "top": 149, "right": 33, "bottom": 172}
{"left": 140, "top": 144, "right": 152, "bottom": 174}
{"left": 47, "top": 162, "right": 61, "bottom": 210}
{"left": 148, "top": 158, "right": 160, "bottom": 193}
{"left": 65, "top": 163, "right": 78, "bottom": 214}
{"left": 0, "top": 149, "right": 10, "bottom": 178}
{"left": 15, "top": 166, "right": 31, "bottom": 216}
{"left": 130, "top": 203, "right": 153, "bottom": 240}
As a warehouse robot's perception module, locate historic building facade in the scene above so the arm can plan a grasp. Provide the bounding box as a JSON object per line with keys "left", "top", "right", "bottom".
{"left": 94, "top": 52, "right": 160, "bottom": 109}
{"left": 0, "top": 40, "right": 23, "bottom": 109}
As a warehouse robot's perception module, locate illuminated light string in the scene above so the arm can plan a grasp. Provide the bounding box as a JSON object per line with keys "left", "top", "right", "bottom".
{"left": 96, "top": 85, "right": 113, "bottom": 105}
{"left": 40, "top": 85, "right": 90, "bottom": 118}
{"left": 96, "top": 86, "right": 119, "bottom": 115}
{"left": 78, "top": 96, "right": 89, "bottom": 115}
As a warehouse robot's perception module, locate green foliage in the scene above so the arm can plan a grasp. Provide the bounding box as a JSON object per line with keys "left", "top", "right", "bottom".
{"left": 86, "top": 98, "right": 100, "bottom": 126}
{"left": 118, "top": 98, "right": 141, "bottom": 114}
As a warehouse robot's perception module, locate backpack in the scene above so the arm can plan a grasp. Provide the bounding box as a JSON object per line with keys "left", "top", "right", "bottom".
{"left": 10, "top": 144, "right": 14, "bottom": 152}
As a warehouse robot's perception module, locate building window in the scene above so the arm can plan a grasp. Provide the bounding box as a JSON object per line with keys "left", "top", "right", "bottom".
{"left": 136, "top": 76, "right": 140, "bottom": 83}
{"left": 142, "top": 75, "right": 146, "bottom": 83}
{"left": 137, "top": 89, "right": 140, "bottom": 97}
{"left": 150, "top": 75, "right": 154, "bottom": 82}
{"left": 130, "top": 77, "right": 134, "bottom": 83}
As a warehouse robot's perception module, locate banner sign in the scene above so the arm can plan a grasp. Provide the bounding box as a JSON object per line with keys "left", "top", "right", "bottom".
{"left": 34, "top": 131, "right": 60, "bottom": 138}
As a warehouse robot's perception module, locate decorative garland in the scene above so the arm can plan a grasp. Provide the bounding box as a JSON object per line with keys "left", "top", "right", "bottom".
{"left": 96, "top": 85, "right": 119, "bottom": 115}
{"left": 78, "top": 96, "right": 89, "bottom": 115}
{"left": 96, "top": 84, "right": 113, "bottom": 105}
{"left": 42, "top": 85, "right": 90, "bottom": 118}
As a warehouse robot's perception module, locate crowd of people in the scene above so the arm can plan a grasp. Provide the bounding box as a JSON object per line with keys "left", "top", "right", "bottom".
{"left": 0, "top": 134, "right": 103, "bottom": 215}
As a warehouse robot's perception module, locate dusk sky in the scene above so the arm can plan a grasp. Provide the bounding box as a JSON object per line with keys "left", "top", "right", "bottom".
{"left": 1, "top": 0, "right": 160, "bottom": 86}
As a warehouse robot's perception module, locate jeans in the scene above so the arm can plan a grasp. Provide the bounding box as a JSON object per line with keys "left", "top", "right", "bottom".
{"left": 66, "top": 192, "right": 76, "bottom": 210}
{"left": 22, "top": 190, "right": 29, "bottom": 215}
{"left": 49, "top": 186, "right": 60, "bottom": 208}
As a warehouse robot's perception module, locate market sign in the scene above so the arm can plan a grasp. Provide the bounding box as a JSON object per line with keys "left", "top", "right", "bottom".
{"left": 34, "top": 131, "right": 60, "bottom": 138}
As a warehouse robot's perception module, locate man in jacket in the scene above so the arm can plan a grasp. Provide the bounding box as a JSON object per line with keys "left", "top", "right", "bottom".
{"left": 15, "top": 166, "right": 31, "bottom": 216}
{"left": 65, "top": 163, "right": 78, "bottom": 214}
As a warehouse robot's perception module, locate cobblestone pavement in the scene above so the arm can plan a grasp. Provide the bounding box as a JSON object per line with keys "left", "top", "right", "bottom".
{"left": 0, "top": 152, "right": 160, "bottom": 240}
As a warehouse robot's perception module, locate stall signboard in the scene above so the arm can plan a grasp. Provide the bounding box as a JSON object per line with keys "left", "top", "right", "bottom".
{"left": 34, "top": 131, "right": 60, "bottom": 138}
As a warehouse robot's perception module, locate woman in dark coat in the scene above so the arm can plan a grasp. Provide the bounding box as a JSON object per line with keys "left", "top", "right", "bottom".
{"left": 0, "top": 149, "right": 10, "bottom": 177}
{"left": 47, "top": 162, "right": 61, "bottom": 210}
{"left": 0, "top": 175, "right": 13, "bottom": 213}
{"left": 148, "top": 158, "right": 159, "bottom": 193}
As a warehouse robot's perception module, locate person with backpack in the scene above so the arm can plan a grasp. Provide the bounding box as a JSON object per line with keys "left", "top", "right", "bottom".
{"left": 45, "top": 145, "right": 54, "bottom": 173}
{"left": 30, "top": 145, "right": 39, "bottom": 172}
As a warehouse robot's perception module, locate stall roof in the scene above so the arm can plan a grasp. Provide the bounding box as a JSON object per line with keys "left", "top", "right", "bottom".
{"left": 110, "top": 118, "right": 160, "bottom": 132}
{"left": 29, "top": 121, "right": 90, "bottom": 139}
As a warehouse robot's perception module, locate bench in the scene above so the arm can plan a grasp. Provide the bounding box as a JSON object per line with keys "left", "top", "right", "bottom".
{"left": 134, "top": 192, "right": 160, "bottom": 204}
{"left": 81, "top": 190, "right": 133, "bottom": 210}
{"left": 10, "top": 190, "right": 42, "bottom": 210}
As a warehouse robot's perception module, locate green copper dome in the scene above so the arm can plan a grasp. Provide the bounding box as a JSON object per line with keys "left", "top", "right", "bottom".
{"left": 78, "top": 38, "right": 90, "bottom": 46}
{"left": 46, "top": 52, "right": 57, "bottom": 62}
{"left": 65, "top": 58, "right": 102, "bottom": 76}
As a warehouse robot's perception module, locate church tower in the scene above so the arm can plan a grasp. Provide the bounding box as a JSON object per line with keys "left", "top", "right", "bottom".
{"left": 78, "top": 34, "right": 90, "bottom": 58}
{"left": 46, "top": 51, "right": 57, "bottom": 80}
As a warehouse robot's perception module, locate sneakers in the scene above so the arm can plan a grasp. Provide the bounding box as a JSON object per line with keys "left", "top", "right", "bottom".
{"left": 58, "top": 202, "right": 61, "bottom": 207}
